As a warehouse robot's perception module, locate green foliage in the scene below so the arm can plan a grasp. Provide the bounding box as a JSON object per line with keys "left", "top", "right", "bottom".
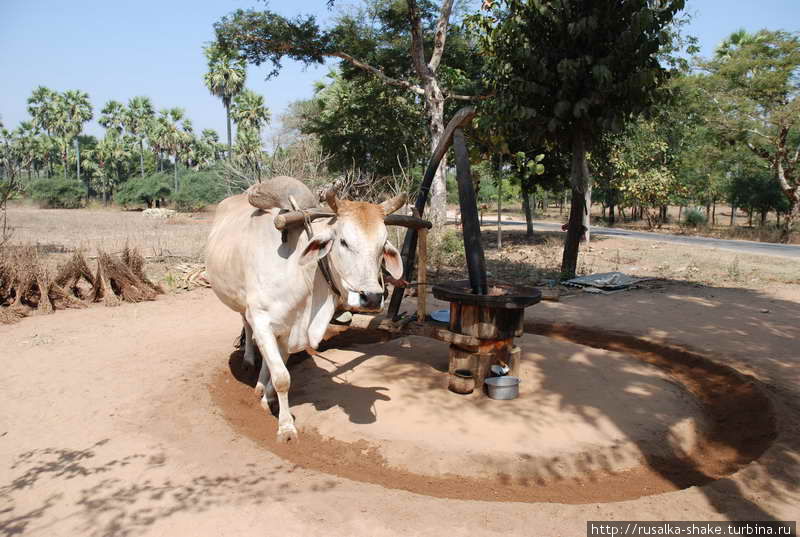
{"left": 728, "top": 165, "right": 790, "bottom": 218}
{"left": 430, "top": 230, "right": 465, "bottom": 270}
{"left": 468, "top": 0, "right": 685, "bottom": 150}
{"left": 683, "top": 208, "right": 706, "bottom": 227}
{"left": 115, "top": 172, "right": 172, "bottom": 208}
{"left": 29, "top": 176, "right": 84, "bottom": 208}
{"left": 301, "top": 71, "right": 428, "bottom": 177}
{"left": 171, "top": 168, "right": 228, "bottom": 211}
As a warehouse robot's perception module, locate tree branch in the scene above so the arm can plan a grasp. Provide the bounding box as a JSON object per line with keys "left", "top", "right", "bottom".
{"left": 428, "top": 0, "right": 455, "bottom": 73}
{"left": 330, "top": 52, "right": 425, "bottom": 95}
{"left": 446, "top": 91, "right": 495, "bottom": 102}
{"left": 746, "top": 141, "right": 772, "bottom": 162}
{"left": 407, "top": 0, "right": 431, "bottom": 80}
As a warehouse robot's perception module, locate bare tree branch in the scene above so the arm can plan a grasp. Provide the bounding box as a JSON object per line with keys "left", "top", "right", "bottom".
{"left": 406, "top": 0, "right": 431, "bottom": 80}
{"left": 428, "top": 0, "right": 456, "bottom": 73}
{"left": 229, "top": 32, "right": 426, "bottom": 95}
{"left": 331, "top": 52, "right": 425, "bottom": 95}
{"left": 746, "top": 141, "right": 773, "bottom": 162}
{"left": 446, "top": 91, "right": 494, "bottom": 102}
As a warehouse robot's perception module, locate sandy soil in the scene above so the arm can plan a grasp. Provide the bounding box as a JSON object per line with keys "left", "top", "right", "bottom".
{"left": 1, "top": 282, "right": 799, "bottom": 536}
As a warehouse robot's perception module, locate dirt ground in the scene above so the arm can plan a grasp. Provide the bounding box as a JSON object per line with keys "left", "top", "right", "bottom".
{"left": 1, "top": 278, "right": 798, "bottom": 536}
{"left": 1, "top": 206, "right": 799, "bottom": 535}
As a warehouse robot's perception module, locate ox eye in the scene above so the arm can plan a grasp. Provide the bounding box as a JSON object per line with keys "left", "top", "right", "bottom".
{"left": 339, "top": 239, "right": 348, "bottom": 249}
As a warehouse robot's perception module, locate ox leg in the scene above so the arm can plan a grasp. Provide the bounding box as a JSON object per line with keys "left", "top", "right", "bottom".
{"left": 257, "top": 350, "right": 277, "bottom": 410}
{"left": 242, "top": 316, "right": 258, "bottom": 372}
{"left": 249, "top": 311, "right": 297, "bottom": 443}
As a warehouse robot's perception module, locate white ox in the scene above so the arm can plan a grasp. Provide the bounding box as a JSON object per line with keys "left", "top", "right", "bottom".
{"left": 206, "top": 179, "right": 405, "bottom": 443}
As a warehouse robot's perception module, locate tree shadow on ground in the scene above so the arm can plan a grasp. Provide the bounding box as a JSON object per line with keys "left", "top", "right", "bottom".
{"left": 0, "top": 438, "right": 334, "bottom": 537}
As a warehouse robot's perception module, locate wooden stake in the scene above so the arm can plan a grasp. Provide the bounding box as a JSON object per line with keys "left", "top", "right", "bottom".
{"left": 415, "top": 209, "right": 428, "bottom": 323}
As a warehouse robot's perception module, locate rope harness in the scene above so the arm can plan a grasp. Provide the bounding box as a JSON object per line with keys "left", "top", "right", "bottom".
{"left": 291, "top": 199, "right": 341, "bottom": 298}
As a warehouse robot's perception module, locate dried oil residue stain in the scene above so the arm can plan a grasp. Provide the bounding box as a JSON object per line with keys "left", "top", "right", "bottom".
{"left": 208, "top": 323, "right": 777, "bottom": 504}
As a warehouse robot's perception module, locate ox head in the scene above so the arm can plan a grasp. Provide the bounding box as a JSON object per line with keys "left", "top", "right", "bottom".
{"left": 298, "top": 191, "right": 405, "bottom": 311}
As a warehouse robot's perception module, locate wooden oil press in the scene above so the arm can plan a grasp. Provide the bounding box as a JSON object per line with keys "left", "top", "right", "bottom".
{"left": 380, "top": 106, "right": 542, "bottom": 393}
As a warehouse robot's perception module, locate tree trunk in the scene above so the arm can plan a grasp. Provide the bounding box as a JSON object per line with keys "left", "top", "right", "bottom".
{"left": 496, "top": 174, "right": 502, "bottom": 250}
{"left": 583, "top": 184, "right": 592, "bottom": 244}
{"left": 712, "top": 199, "right": 717, "bottom": 225}
{"left": 730, "top": 203, "right": 735, "bottom": 226}
{"left": 748, "top": 209, "right": 753, "bottom": 226}
{"left": 521, "top": 181, "right": 533, "bottom": 238}
{"left": 561, "top": 133, "right": 591, "bottom": 278}
{"left": 424, "top": 79, "right": 447, "bottom": 231}
{"left": 678, "top": 206, "right": 683, "bottom": 222}
{"left": 140, "top": 139, "right": 146, "bottom": 178}
{"left": 225, "top": 100, "right": 233, "bottom": 158}
{"left": 608, "top": 199, "right": 616, "bottom": 226}
{"left": 760, "top": 209, "right": 767, "bottom": 227}
{"left": 174, "top": 156, "right": 179, "bottom": 193}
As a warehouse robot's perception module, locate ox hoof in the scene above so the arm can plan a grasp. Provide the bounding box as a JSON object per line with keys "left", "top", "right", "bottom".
{"left": 255, "top": 382, "right": 265, "bottom": 398}
{"left": 277, "top": 425, "right": 298, "bottom": 444}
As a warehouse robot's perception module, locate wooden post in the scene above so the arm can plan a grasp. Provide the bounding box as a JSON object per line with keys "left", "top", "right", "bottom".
{"left": 417, "top": 222, "right": 428, "bottom": 323}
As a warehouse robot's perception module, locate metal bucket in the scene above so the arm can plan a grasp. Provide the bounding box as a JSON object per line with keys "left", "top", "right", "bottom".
{"left": 485, "top": 376, "right": 520, "bottom": 400}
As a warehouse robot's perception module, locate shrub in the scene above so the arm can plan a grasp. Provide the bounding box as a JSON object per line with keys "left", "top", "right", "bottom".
{"left": 172, "top": 169, "right": 228, "bottom": 212}
{"left": 683, "top": 208, "right": 706, "bottom": 228}
{"left": 430, "top": 230, "right": 465, "bottom": 270}
{"left": 29, "top": 177, "right": 84, "bottom": 208}
{"left": 116, "top": 173, "right": 171, "bottom": 208}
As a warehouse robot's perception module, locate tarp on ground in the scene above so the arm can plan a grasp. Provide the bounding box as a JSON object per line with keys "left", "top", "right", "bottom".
{"left": 564, "top": 271, "right": 651, "bottom": 292}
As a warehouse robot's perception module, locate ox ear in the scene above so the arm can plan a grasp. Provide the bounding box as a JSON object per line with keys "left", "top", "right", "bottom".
{"left": 383, "top": 241, "right": 404, "bottom": 280}
{"left": 299, "top": 231, "right": 334, "bottom": 266}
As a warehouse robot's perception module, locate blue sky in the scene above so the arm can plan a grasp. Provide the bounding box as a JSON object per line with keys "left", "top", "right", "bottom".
{"left": 1, "top": 0, "right": 798, "bottom": 143}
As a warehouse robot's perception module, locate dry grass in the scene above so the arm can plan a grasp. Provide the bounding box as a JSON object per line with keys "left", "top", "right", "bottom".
{"left": 432, "top": 227, "right": 799, "bottom": 290}
{"left": 6, "top": 205, "right": 212, "bottom": 260}
{"left": 0, "top": 244, "right": 162, "bottom": 323}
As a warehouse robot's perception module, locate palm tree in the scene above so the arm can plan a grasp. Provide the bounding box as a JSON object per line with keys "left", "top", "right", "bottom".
{"left": 14, "top": 121, "right": 39, "bottom": 181}
{"left": 199, "top": 129, "right": 222, "bottom": 165}
{"left": 52, "top": 90, "right": 93, "bottom": 180}
{"left": 203, "top": 43, "right": 246, "bottom": 157}
{"left": 98, "top": 100, "right": 127, "bottom": 135}
{"left": 84, "top": 132, "right": 131, "bottom": 205}
{"left": 233, "top": 127, "right": 265, "bottom": 183}
{"left": 126, "top": 96, "right": 155, "bottom": 178}
{"left": 715, "top": 29, "right": 766, "bottom": 60}
{"left": 231, "top": 89, "right": 271, "bottom": 134}
{"left": 157, "top": 108, "right": 191, "bottom": 191}
{"left": 26, "top": 86, "right": 58, "bottom": 176}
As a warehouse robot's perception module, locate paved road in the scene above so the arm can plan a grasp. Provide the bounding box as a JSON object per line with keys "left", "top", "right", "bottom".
{"left": 472, "top": 217, "right": 800, "bottom": 259}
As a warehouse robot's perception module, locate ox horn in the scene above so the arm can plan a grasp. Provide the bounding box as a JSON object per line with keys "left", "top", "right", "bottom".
{"left": 380, "top": 193, "right": 407, "bottom": 215}
{"left": 325, "top": 189, "right": 339, "bottom": 214}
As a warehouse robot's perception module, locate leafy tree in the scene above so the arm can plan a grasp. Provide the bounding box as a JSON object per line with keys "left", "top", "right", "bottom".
{"left": 608, "top": 119, "right": 684, "bottom": 228}
{"left": 29, "top": 176, "right": 84, "bottom": 208}
{"left": 213, "top": 0, "right": 484, "bottom": 228}
{"left": 299, "top": 70, "right": 427, "bottom": 177}
{"left": 203, "top": 43, "right": 247, "bottom": 156}
{"left": 115, "top": 172, "right": 172, "bottom": 208}
{"left": 697, "top": 29, "right": 800, "bottom": 241}
{"left": 171, "top": 167, "right": 228, "bottom": 211}
{"left": 469, "top": 0, "right": 685, "bottom": 277}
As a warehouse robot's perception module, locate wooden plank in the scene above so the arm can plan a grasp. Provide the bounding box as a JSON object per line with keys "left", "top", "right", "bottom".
{"left": 416, "top": 224, "right": 428, "bottom": 323}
